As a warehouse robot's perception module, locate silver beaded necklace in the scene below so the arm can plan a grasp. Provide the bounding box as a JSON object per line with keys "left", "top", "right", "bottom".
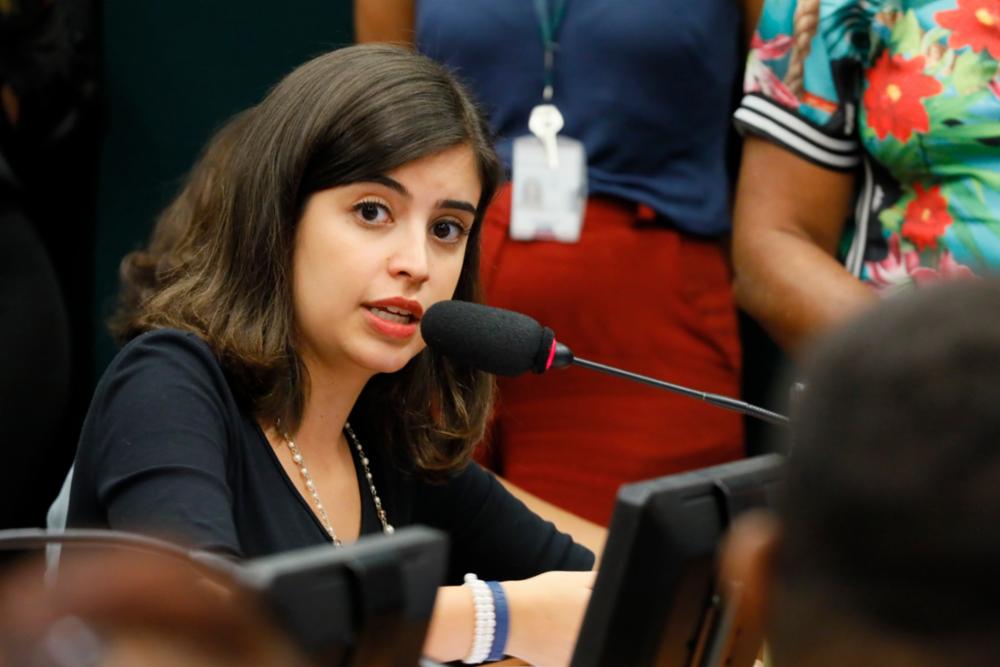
{"left": 280, "top": 421, "right": 394, "bottom": 546}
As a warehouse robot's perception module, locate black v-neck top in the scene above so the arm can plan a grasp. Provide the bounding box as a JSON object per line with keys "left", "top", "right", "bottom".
{"left": 67, "top": 329, "right": 593, "bottom": 583}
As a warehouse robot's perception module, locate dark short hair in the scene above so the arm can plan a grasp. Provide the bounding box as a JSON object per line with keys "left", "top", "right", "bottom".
{"left": 112, "top": 44, "right": 504, "bottom": 477}
{"left": 772, "top": 279, "right": 1000, "bottom": 660}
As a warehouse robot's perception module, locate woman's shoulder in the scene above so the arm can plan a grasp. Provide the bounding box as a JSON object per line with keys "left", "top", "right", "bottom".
{"left": 110, "top": 327, "right": 222, "bottom": 378}
{"left": 118, "top": 326, "right": 215, "bottom": 358}
{"left": 95, "top": 327, "right": 237, "bottom": 415}
{"left": 82, "top": 327, "right": 245, "bottom": 460}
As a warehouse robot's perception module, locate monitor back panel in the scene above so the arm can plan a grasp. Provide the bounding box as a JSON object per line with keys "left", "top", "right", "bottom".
{"left": 570, "top": 454, "right": 785, "bottom": 667}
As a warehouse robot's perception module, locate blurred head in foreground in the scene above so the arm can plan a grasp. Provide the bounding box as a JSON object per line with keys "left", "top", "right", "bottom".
{"left": 722, "top": 279, "right": 1000, "bottom": 667}
{"left": 0, "top": 550, "right": 313, "bottom": 667}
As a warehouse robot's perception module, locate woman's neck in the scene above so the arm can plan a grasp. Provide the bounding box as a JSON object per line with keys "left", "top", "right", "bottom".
{"left": 294, "top": 355, "right": 373, "bottom": 453}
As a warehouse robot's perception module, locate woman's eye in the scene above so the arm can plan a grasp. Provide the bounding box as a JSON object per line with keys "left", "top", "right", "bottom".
{"left": 353, "top": 200, "right": 390, "bottom": 224}
{"left": 431, "top": 220, "right": 467, "bottom": 243}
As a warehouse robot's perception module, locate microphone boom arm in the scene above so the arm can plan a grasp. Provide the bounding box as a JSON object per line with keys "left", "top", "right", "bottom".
{"left": 570, "top": 356, "right": 790, "bottom": 426}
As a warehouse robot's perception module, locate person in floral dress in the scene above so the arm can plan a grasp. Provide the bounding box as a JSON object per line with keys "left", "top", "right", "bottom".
{"left": 730, "top": 0, "right": 999, "bottom": 352}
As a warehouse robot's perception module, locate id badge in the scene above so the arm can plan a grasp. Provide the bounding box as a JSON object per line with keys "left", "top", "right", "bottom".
{"left": 510, "top": 135, "right": 587, "bottom": 243}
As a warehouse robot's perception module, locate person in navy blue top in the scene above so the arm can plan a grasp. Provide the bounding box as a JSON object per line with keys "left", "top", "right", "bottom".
{"left": 411, "top": 1, "right": 746, "bottom": 237}
{"left": 357, "top": 1, "right": 762, "bottom": 525}
{"left": 67, "top": 45, "right": 593, "bottom": 666}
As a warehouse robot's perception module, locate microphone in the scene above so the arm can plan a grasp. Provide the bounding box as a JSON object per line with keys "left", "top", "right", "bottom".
{"left": 421, "top": 301, "right": 789, "bottom": 426}
{"left": 419, "top": 299, "right": 572, "bottom": 376}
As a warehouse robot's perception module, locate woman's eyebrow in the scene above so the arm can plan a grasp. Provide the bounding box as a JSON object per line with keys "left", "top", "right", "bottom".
{"left": 366, "top": 175, "right": 410, "bottom": 196}
{"left": 437, "top": 199, "right": 476, "bottom": 214}
{"left": 364, "top": 175, "right": 476, "bottom": 214}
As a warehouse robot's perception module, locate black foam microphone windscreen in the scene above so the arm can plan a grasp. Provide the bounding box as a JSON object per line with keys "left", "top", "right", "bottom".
{"left": 421, "top": 301, "right": 555, "bottom": 376}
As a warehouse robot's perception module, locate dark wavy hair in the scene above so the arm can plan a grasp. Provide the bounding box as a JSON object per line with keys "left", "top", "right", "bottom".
{"left": 110, "top": 45, "right": 503, "bottom": 477}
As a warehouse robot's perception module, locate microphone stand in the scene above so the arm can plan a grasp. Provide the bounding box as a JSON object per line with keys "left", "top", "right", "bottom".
{"left": 557, "top": 349, "right": 789, "bottom": 426}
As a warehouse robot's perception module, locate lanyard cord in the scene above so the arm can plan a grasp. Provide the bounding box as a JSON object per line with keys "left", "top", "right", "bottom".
{"left": 533, "top": 0, "right": 568, "bottom": 101}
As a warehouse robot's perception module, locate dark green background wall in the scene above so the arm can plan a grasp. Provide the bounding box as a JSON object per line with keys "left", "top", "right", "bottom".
{"left": 94, "top": 1, "right": 353, "bottom": 376}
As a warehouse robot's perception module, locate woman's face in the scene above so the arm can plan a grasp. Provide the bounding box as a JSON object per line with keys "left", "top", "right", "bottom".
{"left": 292, "top": 144, "right": 481, "bottom": 377}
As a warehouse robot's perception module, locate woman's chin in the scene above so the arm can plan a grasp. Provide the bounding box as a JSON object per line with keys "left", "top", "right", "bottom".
{"left": 361, "top": 349, "right": 422, "bottom": 375}
{"left": 370, "top": 361, "right": 410, "bottom": 375}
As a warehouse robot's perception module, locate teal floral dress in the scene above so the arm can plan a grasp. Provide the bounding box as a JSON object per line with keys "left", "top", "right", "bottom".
{"left": 735, "top": 0, "right": 1000, "bottom": 289}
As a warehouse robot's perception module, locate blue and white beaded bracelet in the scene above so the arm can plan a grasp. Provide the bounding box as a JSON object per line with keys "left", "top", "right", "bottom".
{"left": 462, "top": 573, "right": 495, "bottom": 664}
{"left": 485, "top": 580, "right": 509, "bottom": 661}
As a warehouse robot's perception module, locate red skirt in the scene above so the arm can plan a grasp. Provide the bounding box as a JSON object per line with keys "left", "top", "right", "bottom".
{"left": 477, "top": 184, "right": 744, "bottom": 525}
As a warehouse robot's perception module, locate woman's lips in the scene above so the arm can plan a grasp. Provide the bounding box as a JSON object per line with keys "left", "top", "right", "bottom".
{"left": 362, "top": 298, "right": 423, "bottom": 339}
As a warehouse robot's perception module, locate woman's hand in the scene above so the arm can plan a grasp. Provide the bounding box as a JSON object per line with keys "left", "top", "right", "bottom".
{"left": 503, "top": 570, "right": 596, "bottom": 667}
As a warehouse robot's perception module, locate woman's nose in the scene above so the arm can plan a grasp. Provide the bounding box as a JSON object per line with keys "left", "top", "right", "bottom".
{"left": 386, "top": 222, "right": 430, "bottom": 283}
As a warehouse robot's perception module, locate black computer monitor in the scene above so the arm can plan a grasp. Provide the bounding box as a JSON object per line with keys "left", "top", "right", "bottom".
{"left": 571, "top": 454, "right": 785, "bottom": 667}
{"left": 232, "top": 526, "right": 447, "bottom": 666}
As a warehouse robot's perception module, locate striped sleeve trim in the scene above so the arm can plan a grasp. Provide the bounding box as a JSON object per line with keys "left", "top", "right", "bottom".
{"left": 733, "top": 94, "right": 861, "bottom": 171}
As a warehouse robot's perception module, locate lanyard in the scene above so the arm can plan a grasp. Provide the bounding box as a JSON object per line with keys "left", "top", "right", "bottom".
{"left": 532, "top": 0, "right": 568, "bottom": 101}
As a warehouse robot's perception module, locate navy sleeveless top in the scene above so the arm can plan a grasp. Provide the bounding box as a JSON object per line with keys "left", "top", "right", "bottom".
{"left": 416, "top": 0, "right": 744, "bottom": 236}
